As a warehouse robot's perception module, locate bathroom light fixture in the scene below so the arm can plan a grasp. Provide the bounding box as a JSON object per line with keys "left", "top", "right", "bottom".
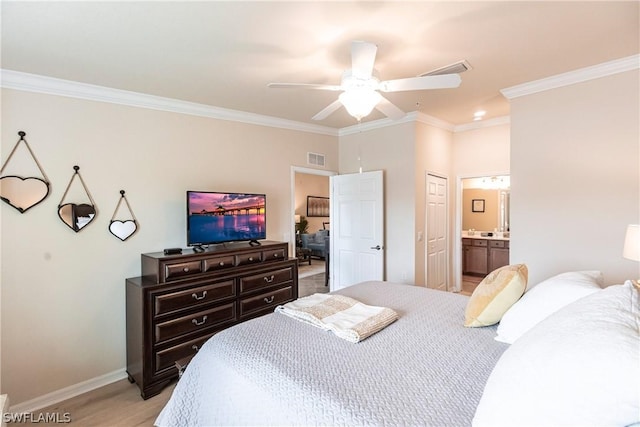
{"left": 481, "top": 176, "right": 510, "bottom": 190}
{"left": 339, "top": 88, "right": 382, "bottom": 121}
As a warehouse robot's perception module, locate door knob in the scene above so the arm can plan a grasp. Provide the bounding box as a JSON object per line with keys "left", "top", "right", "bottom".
{"left": 370, "top": 245, "right": 381, "bottom": 250}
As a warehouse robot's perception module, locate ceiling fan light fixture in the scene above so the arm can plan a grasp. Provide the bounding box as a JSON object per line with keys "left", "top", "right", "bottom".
{"left": 339, "top": 88, "right": 382, "bottom": 121}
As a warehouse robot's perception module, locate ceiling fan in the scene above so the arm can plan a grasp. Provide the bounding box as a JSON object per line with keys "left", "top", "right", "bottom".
{"left": 268, "top": 41, "right": 462, "bottom": 122}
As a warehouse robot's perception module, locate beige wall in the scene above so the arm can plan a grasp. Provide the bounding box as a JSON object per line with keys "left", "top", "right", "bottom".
{"left": 462, "top": 188, "right": 500, "bottom": 231}
{"left": 510, "top": 69, "right": 639, "bottom": 286}
{"left": 339, "top": 122, "right": 417, "bottom": 283}
{"left": 414, "top": 121, "right": 453, "bottom": 286}
{"left": 0, "top": 88, "right": 337, "bottom": 404}
{"left": 451, "top": 124, "right": 511, "bottom": 290}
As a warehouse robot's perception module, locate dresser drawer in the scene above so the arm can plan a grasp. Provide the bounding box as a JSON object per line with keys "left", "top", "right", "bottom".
{"left": 263, "top": 247, "right": 286, "bottom": 262}
{"left": 239, "top": 286, "right": 293, "bottom": 318}
{"left": 164, "top": 261, "right": 202, "bottom": 280}
{"left": 154, "top": 332, "right": 216, "bottom": 374}
{"left": 153, "top": 279, "right": 235, "bottom": 317}
{"left": 236, "top": 251, "right": 263, "bottom": 266}
{"left": 154, "top": 303, "right": 235, "bottom": 344}
{"left": 239, "top": 267, "right": 294, "bottom": 294}
{"left": 472, "top": 239, "right": 488, "bottom": 247}
{"left": 489, "top": 240, "right": 508, "bottom": 248}
{"left": 202, "top": 255, "right": 236, "bottom": 272}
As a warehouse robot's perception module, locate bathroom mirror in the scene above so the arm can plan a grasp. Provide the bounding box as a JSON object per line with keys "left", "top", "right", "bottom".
{"left": 462, "top": 176, "right": 510, "bottom": 232}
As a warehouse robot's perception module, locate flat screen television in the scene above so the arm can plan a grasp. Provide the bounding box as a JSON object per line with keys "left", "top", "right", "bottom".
{"left": 187, "top": 191, "right": 266, "bottom": 248}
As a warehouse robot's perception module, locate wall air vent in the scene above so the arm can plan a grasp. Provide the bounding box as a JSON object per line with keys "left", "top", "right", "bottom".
{"left": 307, "top": 152, "right": 326, "bottom": 167}
{"left": 419, "top": 60, "right": 472, "bottom": 77}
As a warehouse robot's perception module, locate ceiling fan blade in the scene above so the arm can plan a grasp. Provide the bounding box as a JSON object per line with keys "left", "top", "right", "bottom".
{"left": 268, "top": 83, "right": 342, "bottom": 91}
{"left": 375, "top": 96, "right": 406, "bottom": 120}
{"left": 312, "top": 99, "right": 343, "bottom": 120}
{"left": 379, "top": 74, "right": 461, "bottom": 92}
{"left": 351, "top": 41, "right": 377, "bottom": 79}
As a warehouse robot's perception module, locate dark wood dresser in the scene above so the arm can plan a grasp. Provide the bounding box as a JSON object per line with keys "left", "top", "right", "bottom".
{"left": 126, "top": 241, "right": 298, "bottom": 399}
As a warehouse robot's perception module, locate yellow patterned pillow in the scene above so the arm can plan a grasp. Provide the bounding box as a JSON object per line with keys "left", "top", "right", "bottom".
{"left": 464, "top": 264, "right": 528, "bottom": 327}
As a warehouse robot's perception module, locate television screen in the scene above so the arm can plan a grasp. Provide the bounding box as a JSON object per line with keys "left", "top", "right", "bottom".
{"left": 187, "top": 191, "right": 266, "bottom": 246}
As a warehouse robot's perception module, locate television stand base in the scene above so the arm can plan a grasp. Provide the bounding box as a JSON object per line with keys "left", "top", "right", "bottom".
{"left": 192, "top": 245, "right": 206, "bottom": 253}
{"left": 249, "top": 240, "right": 261, "bottom": 246}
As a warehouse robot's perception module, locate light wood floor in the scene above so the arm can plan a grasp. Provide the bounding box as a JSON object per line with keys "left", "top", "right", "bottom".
{"left": 21, "top": 379, "right": 175, "bottom": 426}
{"left": 461, "top": 274, "right": 484, "bottom": 296}
{"left": 19, "top": 262, "right": 326, "bottom": 426}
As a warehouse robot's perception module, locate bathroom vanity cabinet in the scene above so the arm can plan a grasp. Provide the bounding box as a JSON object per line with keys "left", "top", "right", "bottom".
{"left": 462, "top": 237, "right": 510, "bottom": 276}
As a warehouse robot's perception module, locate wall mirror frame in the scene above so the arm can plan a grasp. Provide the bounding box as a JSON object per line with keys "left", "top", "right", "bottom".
{"left": 58, "top": 165, "right": 97, "bottom": 232}
{"left": 109, "top": 190, "right": 138, "bottom": 241}
{"left": 0, "top": 131, "right": 51, "bottom": 213}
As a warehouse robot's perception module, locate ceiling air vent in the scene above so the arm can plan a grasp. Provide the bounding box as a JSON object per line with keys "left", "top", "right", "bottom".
{"left": 419, "top": 60, "right": 472, "bottom": 77}
{"left": 307, "top": 152, "right": 326, "bottom": 167}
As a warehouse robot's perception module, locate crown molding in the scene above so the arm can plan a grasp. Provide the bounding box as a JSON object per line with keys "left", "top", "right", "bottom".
{"left": 501, "top": 54, "right": 640, "bottom": 99}
{"left": 0, "top": 69, "right": 339, "bottom": 137}
{"left": 414, "top": 111, "right": 456, "bottom": 132}
{"left": 338, "top": 112, "right": 418, "bottom": 136}
{"left": 453, "top": 116, "right": 510, "bottom": 133}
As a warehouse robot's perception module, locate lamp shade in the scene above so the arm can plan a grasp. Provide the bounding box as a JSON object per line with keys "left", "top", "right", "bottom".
{"left": 339, "top": 89, "right": 381, "bottom": 121}
{"left": 623, "top": 224, "right": 640, "bottom": 261}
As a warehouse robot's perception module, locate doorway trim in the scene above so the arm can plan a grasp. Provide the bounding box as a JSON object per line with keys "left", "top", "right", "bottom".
{"left": 290, "top": 166, "right": 337, "bottom": 257}
{"left": 454, "top": 171, "right": 509, "bottom": 292}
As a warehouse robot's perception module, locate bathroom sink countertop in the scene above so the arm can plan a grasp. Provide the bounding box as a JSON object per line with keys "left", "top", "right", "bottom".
{"left": 462, "top": 232, "right": 510, "bottom": 241}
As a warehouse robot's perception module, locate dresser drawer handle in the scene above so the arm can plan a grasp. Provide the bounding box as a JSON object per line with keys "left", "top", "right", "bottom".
{"left": 273, "top": 253, "right": 280, "bottom": 258}
{"left": 191, "top": 315, "right": 208, "bottom": 326}
{"left": 182, "top": 267, "right": 190, "bottom": 273}
{"left": 263, "top": 275, "right": 275, "bottom": 283}
{"left": 192, "top": 344, "right": 200, "bottom": 352}
{"left": 191, "top": 290, "right": 207, "bottom": 300}
{"left": 218, "top": 261, "right": 225, "bottom": 266}
{"left": 263, "top": 296, "right": 275, "bottom": 304}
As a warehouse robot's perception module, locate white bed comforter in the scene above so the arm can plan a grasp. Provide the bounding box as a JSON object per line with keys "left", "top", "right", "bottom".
{"left": 155, "top": 281, "right": 508, "bottom": 426}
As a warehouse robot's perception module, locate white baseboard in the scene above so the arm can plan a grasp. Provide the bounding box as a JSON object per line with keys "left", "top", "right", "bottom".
{"left": 8, "top": 369, "right": 127, "bottom": 414}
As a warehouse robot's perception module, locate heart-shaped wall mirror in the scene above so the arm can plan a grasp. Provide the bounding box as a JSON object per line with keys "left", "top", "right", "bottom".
{"left": 0, "top": 131, "right": 51, "bottom": 213}
{"left": 0, "top": 176, "right": 50, "bottom": 213}
{"left": 58, "top": 166, "right": 97, "bottom": 233}
{"left": 108, "top": 190, "right": 138, "bottom": 241}
{"left": 58, "top": 203, "right": 97, "bottom": 232}
{"left": 109, "top": 220, "right": 137, "bottom": 241}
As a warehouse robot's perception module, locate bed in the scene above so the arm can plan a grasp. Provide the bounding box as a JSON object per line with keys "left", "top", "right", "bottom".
{"left": 156, "top": 273, "right": 640, "bottom": 427}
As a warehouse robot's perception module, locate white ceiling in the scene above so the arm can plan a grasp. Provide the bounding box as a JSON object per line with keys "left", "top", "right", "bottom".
{"left": 1, "top": 1, "right": 638, "bottom": 129}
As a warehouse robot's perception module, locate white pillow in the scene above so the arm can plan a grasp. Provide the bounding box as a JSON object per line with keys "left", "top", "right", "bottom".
{"left": 473, "top": 281, "right": 640, "bottom": 427}
{"left": 495, "top": 271, "right": 603, "bottom": 344}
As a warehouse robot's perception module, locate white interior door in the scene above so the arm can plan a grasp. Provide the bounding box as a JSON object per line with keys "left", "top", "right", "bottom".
{"left": 426, "top": 173, "right": 448, "bottom": 291}
{"left": 330, "top": 170, "right": 384, "bottom": 291}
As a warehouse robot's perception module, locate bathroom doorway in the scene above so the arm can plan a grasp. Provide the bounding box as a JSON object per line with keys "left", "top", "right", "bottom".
{"left": 454, "top": 174, "right": 510, "bottom": 293}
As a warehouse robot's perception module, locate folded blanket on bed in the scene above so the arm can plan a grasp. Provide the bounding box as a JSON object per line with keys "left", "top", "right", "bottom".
{"left": 275, "top": 293, "right": 398, "bottom": 343}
